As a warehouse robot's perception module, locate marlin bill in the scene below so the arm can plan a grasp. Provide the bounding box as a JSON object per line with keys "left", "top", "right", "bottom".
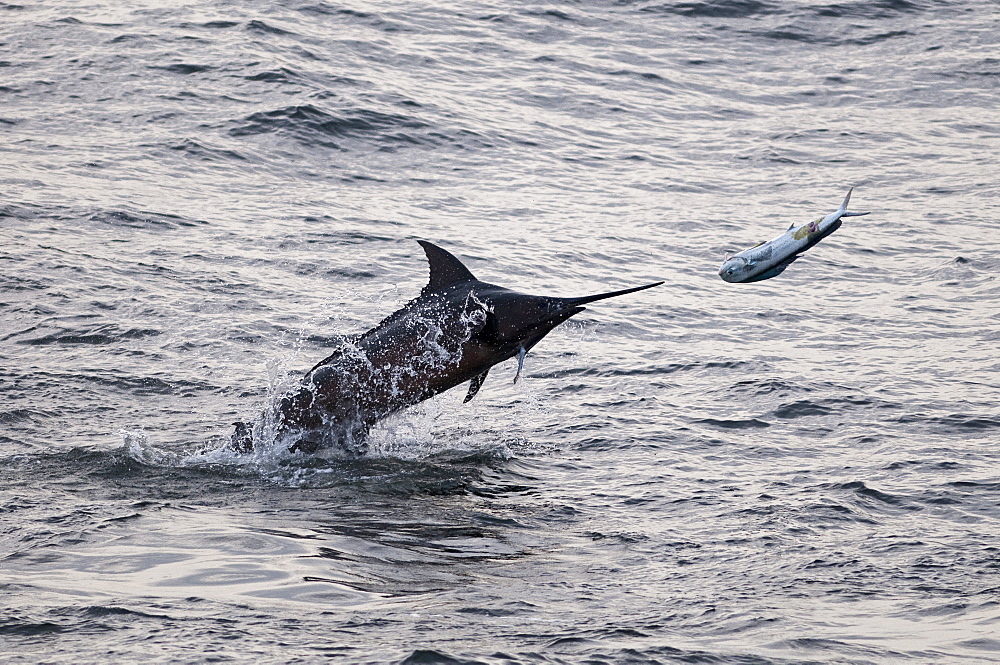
{"left": 718, "top": 189, "right": 870, "bottom": 284}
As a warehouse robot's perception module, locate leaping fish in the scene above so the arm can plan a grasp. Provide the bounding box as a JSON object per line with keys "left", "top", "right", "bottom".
{"left": 718, "top": 188, "right": 869, "bottom": 284}
{"left": 229, "top": 240, "right": 662, "bottom": 456}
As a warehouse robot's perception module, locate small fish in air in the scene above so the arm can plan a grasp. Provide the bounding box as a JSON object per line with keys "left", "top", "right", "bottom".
{"left": 718, "top": 188, "right": 869, "bottom": 283}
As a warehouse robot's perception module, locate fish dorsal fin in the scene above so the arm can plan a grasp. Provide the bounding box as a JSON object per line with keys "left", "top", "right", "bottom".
{"left": 418, "top": 240, "right": 477, "bottom": 292}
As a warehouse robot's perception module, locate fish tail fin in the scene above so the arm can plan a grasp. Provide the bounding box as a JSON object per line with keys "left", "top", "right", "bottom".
{"left": 840, "top": 187, "right": 854, "bottom": 211}
{"left": 839, "top": 188, "right": 870, "bottom": 217}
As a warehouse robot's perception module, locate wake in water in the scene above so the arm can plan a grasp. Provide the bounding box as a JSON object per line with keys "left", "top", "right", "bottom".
{"left": 117, "top": 402, "right": 525, "bottom": 494}
{"left": 118, "top": 398, "right": 518, "bottom": 490}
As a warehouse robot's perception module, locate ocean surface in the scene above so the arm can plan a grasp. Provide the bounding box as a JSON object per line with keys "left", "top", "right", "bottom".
{"left": 2, "top": 0, "right": 999, "bottom": 662}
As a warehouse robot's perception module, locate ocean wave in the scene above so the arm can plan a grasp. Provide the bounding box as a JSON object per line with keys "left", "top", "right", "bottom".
{"left": 149, "top": 63, "right": 214, "bottom": 75}
{"left": 14, "top": 325, "right": 161, "bottom": 346}
{"left": 895, "top": 412, "right": 1000, "bottom": 432}
{"left": 89, "top": 209, "right": 205, "bottom": 229}
{"left": 639, "top": 0, "right": 778, "bottom": 19}
{"left": 529, "top": 359, "right": 753, "bottom": 380}
{"left": 812, "top": 0, "right": 941, "bottom": 18}
{"left": 636, "top": 0, "right": 941, "bottom": 20}
{"left": 0, "top": 273, "right": 49, "bottom": 292}
{"left": 245, "top": 19, "right": 294, "bottom": 36}
{"left": 167, "top": 138, "right": 248, "bottom": 162}
{"left": 694, "top": 417, "right": 771, "bottom": 429}
{"left": 229, "top": 103, "right": 433, "bottom": 150}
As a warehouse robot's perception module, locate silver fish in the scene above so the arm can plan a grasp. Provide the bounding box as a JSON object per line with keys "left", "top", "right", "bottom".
{"left": 719, "top": 189, "right": 869, "bottom": 284}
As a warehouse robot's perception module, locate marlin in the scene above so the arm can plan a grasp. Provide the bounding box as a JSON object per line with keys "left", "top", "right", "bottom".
{"left": 230, "top": 241, "right": 662, "bottom": 455}
{"left": 718, "top": 188, "right": 870, "bottom": 283}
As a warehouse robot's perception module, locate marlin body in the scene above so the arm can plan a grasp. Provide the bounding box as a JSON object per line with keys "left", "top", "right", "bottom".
{"left": 718, "top": 188, "right": 870, "bottom": 284}
{"left": 230, "top": 241, "right": 662, "bottom": 455}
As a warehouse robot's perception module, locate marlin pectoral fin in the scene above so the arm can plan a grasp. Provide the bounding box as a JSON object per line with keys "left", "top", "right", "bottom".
{"left": 513, "top": 345, "right": 527, "bottom": 384}
{"left": 464, "top": 369, "right": 490, "bottom": 403}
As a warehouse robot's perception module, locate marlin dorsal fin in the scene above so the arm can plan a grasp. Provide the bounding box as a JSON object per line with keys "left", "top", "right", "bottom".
{"left": 418, "top": 240, "right": 477, "bottom": 292}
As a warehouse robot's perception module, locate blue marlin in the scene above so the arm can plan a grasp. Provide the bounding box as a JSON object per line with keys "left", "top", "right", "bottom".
{"left": 231, "top": 241, "right": 662, "bottom": 454}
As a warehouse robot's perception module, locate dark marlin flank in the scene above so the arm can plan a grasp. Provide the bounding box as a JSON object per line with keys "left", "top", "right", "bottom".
{"left": 231, "top": 241, "right": 662, "bottom": 455}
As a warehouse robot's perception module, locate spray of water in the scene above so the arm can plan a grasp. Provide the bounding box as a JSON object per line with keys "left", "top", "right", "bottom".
{"left": 118, "top": 293, "right": 532, "bottom": 481}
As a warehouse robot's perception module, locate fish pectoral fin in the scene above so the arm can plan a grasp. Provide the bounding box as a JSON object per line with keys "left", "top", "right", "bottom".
{"left": 513, "top": 345, "right": 528, "bottom": 384}
{"left": 742, "top": 255, "right": 800, "bottom": 283}
{"left": 464, "top": 369, "right": 490, "bottom": 403}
